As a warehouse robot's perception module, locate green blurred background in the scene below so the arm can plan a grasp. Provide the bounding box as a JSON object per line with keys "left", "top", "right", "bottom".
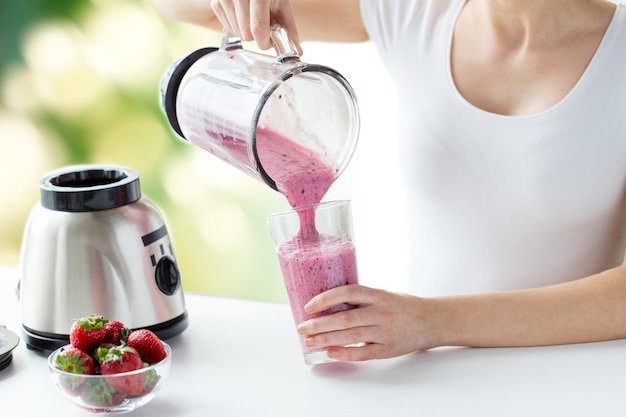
{"left": 0, "top": 0, "right": 299, "bottom": 302}
{"left": 0, "top": 0, "right": 409, "bottom": 302}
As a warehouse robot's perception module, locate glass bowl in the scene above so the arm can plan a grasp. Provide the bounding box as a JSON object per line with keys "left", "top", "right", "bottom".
{"left": 48, "top": 342, "right": 171, "bottom": 414}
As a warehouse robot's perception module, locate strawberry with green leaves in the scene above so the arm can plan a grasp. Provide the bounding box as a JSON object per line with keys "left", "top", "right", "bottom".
{"left": 55, "top": 346, "right": 96, "bottom": 376}
{"left": 69, "top": 315, "right": 109, "bottom": 353}
{"left": 141, "top": 366, "right": 161, "bottom": 395}
{"left": 127, "top": 329, "right": 167, "bottom": 365}
{"left": 96, "top": 344, "right": 144, "bottom": 396}
{"left": 81, "top": 378, "right": 126, "bottom": 407}
{"left": 54, "top": 346, "right": 96, "bottom": 393}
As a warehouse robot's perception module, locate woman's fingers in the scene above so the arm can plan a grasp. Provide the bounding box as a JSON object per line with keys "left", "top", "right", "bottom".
{"left": 299, "top": 307, "right": 374, "bottom": 340}
{"left": 297, "top": 286, "right": 434, "bottom": 361}
{"left": 249, "top": 0, "right": 273, "bottom": 49}
{"left": 210, "top": 0, "right": 301, "bottom": 52}
{"left": 298, "top": 287, "right": 392, "bottom": 347}
{"left": 211, "top": 1, "right": 234, "bottom": 35}
{"left": 210, "top": 0, "right": 252, "bottom": 40}
{"left": 304, "top": 284, "right": 375, "bottom": 314}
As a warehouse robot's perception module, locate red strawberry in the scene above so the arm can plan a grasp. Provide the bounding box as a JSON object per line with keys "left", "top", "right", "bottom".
{"left": 54, "top": 346, "right": 96, "bottom": 393}
{"left": 69, "top": 315, "right": 108, "bottom": 353}
{"left": 127, "top": 329, "right": 167, "bottom": 364}
{"left": 98, "top": 345, "right": 144, "bottom": 396}
{"left": 102, "top": 320, "right": 129, "bottom": 345}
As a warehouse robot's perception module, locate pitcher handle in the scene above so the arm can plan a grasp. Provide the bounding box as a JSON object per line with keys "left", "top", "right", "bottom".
{"left": 220, "top": 25, "right": 300, "bottom": 63}
{"left": 269, "top": 25, "right": 300, "bottom": 63}
{"left": 220, "top": 27, "right": 244, "bottom": 51}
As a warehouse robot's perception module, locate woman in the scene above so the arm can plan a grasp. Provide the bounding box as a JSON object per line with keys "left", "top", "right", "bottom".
{"left": 151, "top": 0, "right": 626, "bottom": 361}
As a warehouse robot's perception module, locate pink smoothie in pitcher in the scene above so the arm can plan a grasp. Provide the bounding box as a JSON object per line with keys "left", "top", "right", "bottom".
{"left": 199, "top": 125, "right": 336, "bottom": 208}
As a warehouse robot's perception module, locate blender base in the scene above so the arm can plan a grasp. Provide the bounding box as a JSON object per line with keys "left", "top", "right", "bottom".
{"left": 22, "top": 310, "right": 189, "bottom": 351}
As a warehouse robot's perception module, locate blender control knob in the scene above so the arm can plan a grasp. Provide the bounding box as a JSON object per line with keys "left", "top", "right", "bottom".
{"left": 154, "top": 256, "right": 181, "bottom": 295}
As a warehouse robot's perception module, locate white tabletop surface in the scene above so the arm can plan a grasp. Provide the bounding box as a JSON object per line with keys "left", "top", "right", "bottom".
{"left": 1, "top": 264, "right": 626, "bottom": 416}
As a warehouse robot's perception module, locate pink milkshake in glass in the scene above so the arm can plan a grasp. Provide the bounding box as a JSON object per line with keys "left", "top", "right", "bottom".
{"left": 268, "top": 200, "right": 359, "bottom": 365}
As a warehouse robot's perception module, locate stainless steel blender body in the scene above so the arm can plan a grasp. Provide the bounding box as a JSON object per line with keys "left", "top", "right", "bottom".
{"left": 19, "top": 165, "right": 187, "bottom": 350}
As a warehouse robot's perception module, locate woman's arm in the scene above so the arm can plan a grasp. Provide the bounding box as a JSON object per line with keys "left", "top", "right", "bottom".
{"left": 297, "top": 260, "right": 626, "bottom": 361}
{"left": 151, "top": 0, "right": 368, "bottom": 52}
{"left": 441, "top": 263, "right": 626, "bottom": 348}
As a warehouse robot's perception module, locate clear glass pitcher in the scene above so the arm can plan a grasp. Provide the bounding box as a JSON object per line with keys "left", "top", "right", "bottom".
{"left": 159, "top": 26, "right": 360, "bottom": 194}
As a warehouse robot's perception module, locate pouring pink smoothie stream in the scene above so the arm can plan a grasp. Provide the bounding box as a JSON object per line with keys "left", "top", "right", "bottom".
{"left": 257, "top": 126, "right": 359, "bottom": 357}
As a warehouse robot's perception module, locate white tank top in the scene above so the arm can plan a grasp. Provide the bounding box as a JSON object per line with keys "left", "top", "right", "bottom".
{"left": 360, "top": 0, "right": 626, "bottom": 296}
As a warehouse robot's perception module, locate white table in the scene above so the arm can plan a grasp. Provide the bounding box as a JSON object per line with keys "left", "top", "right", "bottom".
{"left": 1, "top": 264, "right": 626, "bottom": 416}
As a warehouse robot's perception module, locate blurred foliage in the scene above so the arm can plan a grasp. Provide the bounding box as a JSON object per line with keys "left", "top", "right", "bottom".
{"left": 0, "top": 0, "right": 292, "bottom": 302}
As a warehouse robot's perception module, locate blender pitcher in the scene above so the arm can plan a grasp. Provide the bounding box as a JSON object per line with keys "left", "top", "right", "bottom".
{"left": 159, "top": 26, "right": 360, "bottom": 193}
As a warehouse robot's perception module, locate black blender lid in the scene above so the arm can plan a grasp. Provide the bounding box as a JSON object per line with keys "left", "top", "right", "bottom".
{"left": 0, "top": 326, "right": 20, "bottom": 372}
{"left": 160, "top": 47, "right": 218, "bottom": 139}
{"left": 39, "top": 165, "right": 141, "bottom": 212}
